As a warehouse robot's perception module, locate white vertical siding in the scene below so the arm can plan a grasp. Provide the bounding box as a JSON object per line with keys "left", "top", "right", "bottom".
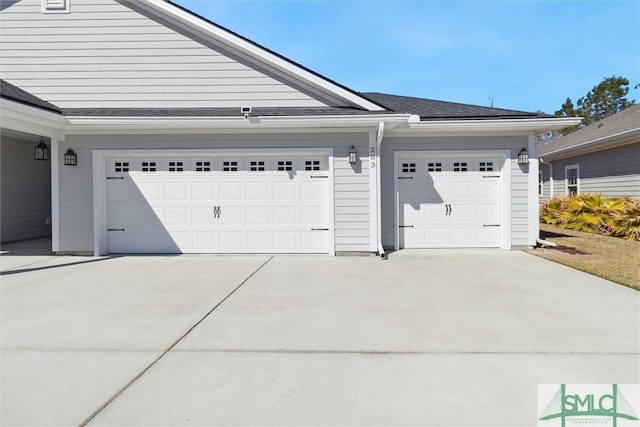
{"left": 380, "top": 135, "right": 530, "bottom": 248}
{"left": 0, "top": 0, "right": 334, "bottom": 108}
{"left": 58, "top": 132, "right": 370, "bottom": 253}
{"left": 550, "top": 143, "right": 640, "bottom": 199}
{"left": 0, "top": 135, "right": 52, "bottom": 242}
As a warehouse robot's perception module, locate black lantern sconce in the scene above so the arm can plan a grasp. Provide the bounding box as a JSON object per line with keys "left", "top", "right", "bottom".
{"left": 517, "top": 148, "right": 529, "bottom": 165}
{"left": 348, "top": 146, "right": 358, "bottom": 164}
{"left": 64, "top": 149, "right": 78, "bottom": 166}
{"left": 33, "top": 137, "right": 50, "bottom": 161}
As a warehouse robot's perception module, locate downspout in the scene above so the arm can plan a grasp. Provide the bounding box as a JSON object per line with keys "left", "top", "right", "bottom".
{"left": 376, "top": 122, "right": 387, "bottom": 259}
{"left": 537, "top": 157, "right": 556, "bottom": 247}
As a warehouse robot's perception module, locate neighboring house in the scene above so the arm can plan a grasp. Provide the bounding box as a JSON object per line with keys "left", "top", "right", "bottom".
{"left": 0, "top": 0, "right": 579, "bottom": 255}
{"left": 538, "top": 105, "right": 640, "bottom": 201}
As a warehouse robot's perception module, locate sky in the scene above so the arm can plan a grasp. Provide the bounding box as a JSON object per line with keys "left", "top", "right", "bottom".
{"left": 174, "top": 0, "right": 640, "bottom": 114}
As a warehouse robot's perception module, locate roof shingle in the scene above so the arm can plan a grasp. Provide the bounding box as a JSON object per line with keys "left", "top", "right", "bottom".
{"left": 0, "top": 79, "right": 62, "bottom": 114}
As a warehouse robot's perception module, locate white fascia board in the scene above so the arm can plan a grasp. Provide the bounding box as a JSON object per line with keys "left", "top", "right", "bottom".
{"left": 394, "top": 117, "right": 583, "bottom": 135}
{"left": 63, "top": 113, "right": 412, "bottom": 132}
{"left": 0, "top": 99, "right": 68, "bottom": 137}
{"left": 142, "top": 0, "right": 385, "bottom": 112}
{"left": 540, "top": 128, "right": 640, "bottom": 161}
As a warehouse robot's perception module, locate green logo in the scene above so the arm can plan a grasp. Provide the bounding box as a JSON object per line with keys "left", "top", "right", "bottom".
{"left": 539, "top": 384, "right": 638, "bottom": 427}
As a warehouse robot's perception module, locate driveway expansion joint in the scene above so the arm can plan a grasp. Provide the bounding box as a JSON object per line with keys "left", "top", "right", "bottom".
{"left": 78, "top": 256, "right": 273, "bottom": 427}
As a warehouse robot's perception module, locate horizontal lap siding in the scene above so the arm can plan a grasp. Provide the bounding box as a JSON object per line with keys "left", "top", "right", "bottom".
{"left": 380, "top": 135, "right": 529, "bottom": 248}
{"left": 551, "top": 143, "right": 640, "bottom": 198}
{"left": 59, "top": 132, "right": 370, "bottom": 253}
{"left": 0, "top": 0, "right": 329, "bottom": 108}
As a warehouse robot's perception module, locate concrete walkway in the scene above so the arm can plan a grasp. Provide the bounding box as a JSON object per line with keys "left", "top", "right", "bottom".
{"left": 1, "top": 244, "right": 638, "bottom": 426}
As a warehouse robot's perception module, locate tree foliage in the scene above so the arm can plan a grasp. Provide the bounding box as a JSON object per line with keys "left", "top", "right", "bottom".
{"left": 555, "top": 76, "right": 635, "bottom": 135}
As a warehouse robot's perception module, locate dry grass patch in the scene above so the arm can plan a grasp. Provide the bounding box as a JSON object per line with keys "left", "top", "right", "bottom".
{"left": 530, "top": 223, "right": 640, "bottom": 291}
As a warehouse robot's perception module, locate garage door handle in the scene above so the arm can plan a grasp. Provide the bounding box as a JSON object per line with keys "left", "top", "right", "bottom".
{"left": 108, "top": 228, "right": 125, "bottom": 231}
{"left": 399, "top": 225, "right": 414, "bottom": 228}
{"left": 483, "top": 224, "right": 500, "bottom": 227}
{"left": 106, "top": 176, "right": 124, "bottom": 180}
{"left": 213, "top": 206, "right": 221, "bottom": 218}
{"left": 311, "top": 228, "right": 329, "bottom": 231}
{"left": 398, "top": 177, "right": 413, "bottom": 180}
{"left": 310, "top": 175, "right": 328, "bottom": 179}
{"left": 445, "top": 204, "right": 451, "bottom": 215}
{"left": 483, "top": 175, "right": 500, "bottom": 178}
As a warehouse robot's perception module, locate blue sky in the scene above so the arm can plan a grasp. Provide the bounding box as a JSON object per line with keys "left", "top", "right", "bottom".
{"left": 175, "top": 0, "right": 639, "bottom": 114}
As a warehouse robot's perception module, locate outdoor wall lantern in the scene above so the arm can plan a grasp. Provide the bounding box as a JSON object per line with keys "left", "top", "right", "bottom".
{"left": 64, "top": 148, "right": 78, "bottom": 166}
{"left": 348, "top": 146, "right": 358, "bottom": 164}
{"left": 517, "top": 148, "right": 529, "bottom": 165}
{"left": 33, "top": 137, "right": 50, "bottom": 161}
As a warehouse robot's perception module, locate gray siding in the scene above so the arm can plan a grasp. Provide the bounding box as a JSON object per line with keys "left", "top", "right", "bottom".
{"left": 550, "top": 143, "right": 640, "bottom": 199}
{"left": 538, "top": 163, "right": 551, "bottom": 202}
{"left": 0, "top": 135, "right": 52, "bottom": 242}
{"left": 59, "top": 132, "right": 370, "bottom": 253}
{"left": 0, "top": 0, "right": 335, "bottom": 108}
{"left": 381, "top": 135, "right": 530, "bottom": 248}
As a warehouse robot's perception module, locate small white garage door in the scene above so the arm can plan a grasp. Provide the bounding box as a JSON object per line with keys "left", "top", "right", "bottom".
{"left": 396, "top": 155, "right": 502, "bottom": 248}
{"left": 106, "top": 154, "right": 331, "bottom": 254}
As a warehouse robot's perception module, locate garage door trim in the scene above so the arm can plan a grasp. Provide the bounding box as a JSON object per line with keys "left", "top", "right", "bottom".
{"left": 93, "top": 148, "right": 335, "bottom": 256}
{"left": 393, "top": 150, "right": 511, "bottom": 250}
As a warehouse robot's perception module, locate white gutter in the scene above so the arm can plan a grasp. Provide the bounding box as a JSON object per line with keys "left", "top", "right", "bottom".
{"left": 375, "top": 121, "right": 387, "bottom": 259}
{"left": 399, "top": 117, "right": 583, "bottom": 133}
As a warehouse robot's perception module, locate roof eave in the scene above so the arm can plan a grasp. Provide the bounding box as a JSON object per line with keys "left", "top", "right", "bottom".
{"left": 394, "top": 117, "right": 583, "bottom": 134}
{"left": 540, "top": 128, "right": 640, "bottom": 161}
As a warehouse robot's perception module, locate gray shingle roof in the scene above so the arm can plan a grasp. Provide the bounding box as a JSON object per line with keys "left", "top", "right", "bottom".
{"left": 361, "top": 92, "right": 553, "bottom": 120}
{"left": 539, "top": 104, "right": 640, "bottom": 156}
{"left": 0, "top": 79, "right": 62, "bottom": 114}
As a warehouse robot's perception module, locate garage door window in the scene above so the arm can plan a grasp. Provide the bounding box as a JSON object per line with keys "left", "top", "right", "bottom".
{"left": 168, "top": 161, "right": 184, "bottom": 173}
{"left": 222, "top": 160, "right": 239, "bottom": 172}
{"left": 194, "top": 160, "right": 211, "bottom": 172}
{"left": 304, "top": 159, "right": 321, "bottom": 171}
{"left": 141, "top": 161, "right": 157, "bottom": 173}
{"left": 427, "top": 162, "right": 442, "bottom": 172}
{"left": 453, "top": 162, "right": 468, "bottom": 172}
{"left": 276, "top": 160, "right": 293, "bottom": 172}
{"left": 114, "top": 161, "right": 130, "bottom": 173}
{"left": 401, "top": 162, "right": 416, "bottom": 174}
{"left": 249, "top": 160, "right": 266, "bottom": 172}
{"left": 479, "top": 161, "right": 494, "bottom": 172}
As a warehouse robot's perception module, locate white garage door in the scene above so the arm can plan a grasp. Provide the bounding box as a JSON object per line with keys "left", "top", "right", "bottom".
{"left": 106, "top": 154, "right": 331, "bottom": 254}
{"left": 397, "top": 155, "right": 502, "bottom": 248}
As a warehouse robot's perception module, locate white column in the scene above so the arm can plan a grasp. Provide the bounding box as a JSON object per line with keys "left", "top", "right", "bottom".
{"left": 50, "top": 134, "right": 63, "bottom": 252}
{"left": 527, "top": 132, "right": 539, "bottom": 247}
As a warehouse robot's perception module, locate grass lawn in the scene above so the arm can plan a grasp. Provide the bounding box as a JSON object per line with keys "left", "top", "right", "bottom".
{"left": 530, "top": 223, "right": 640, "bottom": 291}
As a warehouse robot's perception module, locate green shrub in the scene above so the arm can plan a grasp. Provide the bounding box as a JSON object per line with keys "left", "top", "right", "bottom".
{"left": 540, "top": 194, "right": 640, "bottom": 241}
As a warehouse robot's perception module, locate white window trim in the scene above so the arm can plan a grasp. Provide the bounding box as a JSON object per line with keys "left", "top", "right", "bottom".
{"left": 538, "top": 170, "right": 543, "bottom": 197}
{"left": 42, "top": 0, "right": 70, "bottom": 13}
{"left": 565, "top": 164, "right": 580, "bottom": 195}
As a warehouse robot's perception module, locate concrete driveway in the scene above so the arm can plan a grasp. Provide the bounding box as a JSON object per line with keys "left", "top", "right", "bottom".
{"left": 1, "top": 244, "right": 638, "bottom": 426}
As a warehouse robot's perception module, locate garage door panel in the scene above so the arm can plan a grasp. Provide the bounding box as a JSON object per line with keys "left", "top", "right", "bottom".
{"left": 192, "top": 232, "right": 217, "bottom": 250}
{"left": 219, "top": 182, "right": 242, "bottom": 200}
{"left": 246, "top": 206, "right": 270, "bottom": 225}
{"left": 274, "top": 207, "right": 297, "bottom": 225}
{"left": 397, "top": 155, "right": 502, "bottom": 248}
{"left": 191, "top": 182, "right": 216, "bottom": 200}
{"left": 246, "top": 231, "right": 269, "bottom": 250}
{"left": 106, "top": 153, "right": 330, "bottom": 254}
{"left": 246, "top": 181, "right": 270, "bottom": 201}
{"left": 274, "top": 181, "right": 297, "bottom": 200}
